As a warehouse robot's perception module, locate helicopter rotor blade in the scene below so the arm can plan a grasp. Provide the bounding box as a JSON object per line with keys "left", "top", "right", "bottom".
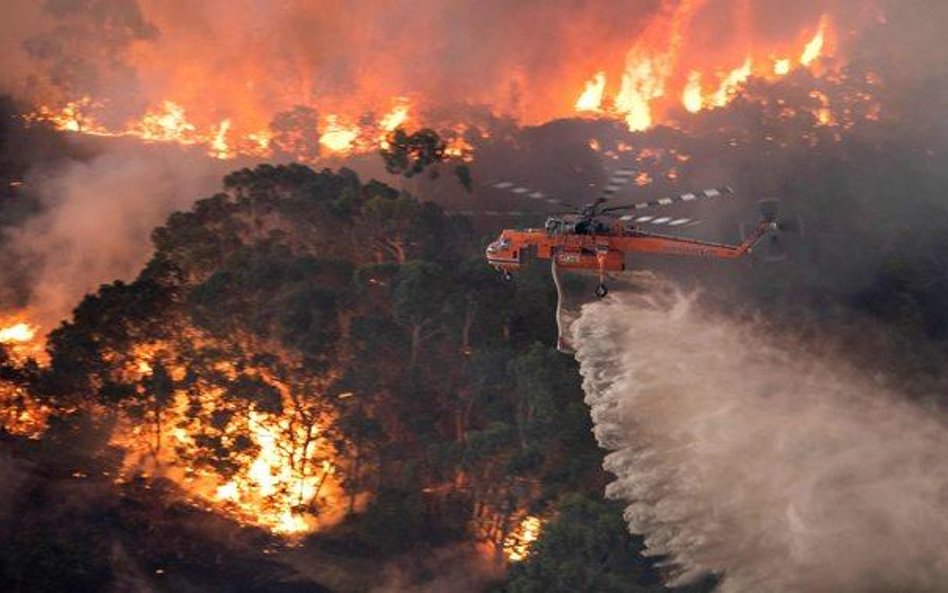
{"left": 601, "top": 186, "right": 734, "bottom": 214}
{"left": 618, "top": 214, "right": 704, "bottom": 228}
{"left": 597, "top": 168, "right": 637, "bottom": 200}
{"left": 486, "top": 180, "right": 579, "bottom": 210}
{"left": 452, "top": 209, "right": 555, "bottom": 217}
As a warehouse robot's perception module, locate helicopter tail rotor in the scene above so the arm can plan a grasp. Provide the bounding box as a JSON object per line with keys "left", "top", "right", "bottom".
{"left": 743, "top": 199, "right": 804, "bottom": 262}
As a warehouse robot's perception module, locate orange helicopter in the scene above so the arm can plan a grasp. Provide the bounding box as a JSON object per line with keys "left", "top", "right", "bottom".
{"left": 484, "top": 177, "right": 792, "bottom": 298}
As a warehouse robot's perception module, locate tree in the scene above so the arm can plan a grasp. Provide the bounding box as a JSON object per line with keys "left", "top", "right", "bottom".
{"left": 503, "top": 496, "right": 675, "bottom": 593}
{"left": 391, "top": 261, "right": 450, "bottom": 365}
{"left": 380, "top": 128, "right": 446, "bottom": 178}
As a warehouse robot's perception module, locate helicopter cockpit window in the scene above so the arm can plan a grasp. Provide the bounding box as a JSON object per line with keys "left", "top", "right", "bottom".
{"left": 487, "top": 237, "right": 511, "bottom": 254}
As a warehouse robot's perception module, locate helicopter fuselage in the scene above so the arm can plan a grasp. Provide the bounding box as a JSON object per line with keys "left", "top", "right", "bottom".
{"left": 485, "top": 220, "right": 773, "bottom": 274}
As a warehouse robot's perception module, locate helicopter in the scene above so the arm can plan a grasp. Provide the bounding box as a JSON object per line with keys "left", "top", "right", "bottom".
{"left": 484, "top": 176, "right": 794, "bottom": 298}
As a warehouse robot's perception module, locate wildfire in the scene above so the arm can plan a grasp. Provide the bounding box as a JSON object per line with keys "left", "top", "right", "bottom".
{"left": 572, "top": 14, "right": 835, "bottom": 129}
{"left": 801, "top": 16, "right": 828, "bottom": 67}
{"left": 18, "top": 6, "right": 847, "bottom": 160}
{"left": 318, "top": 116, "right": 361, "bottom": 154}
{"left": 0, "top": 316, "right": 49, "bottom": 437}
{"left": 504, "top": 515, "right": 543, "bottom": 562}
{"left": 111, "top": 341, "right": 347, "bottom": 536}
{"left": 26, "top": 97, "right": 422, "bottom": 162}
{"left": 0, "top": 314, "right": 46, "bottom": 364}
{"left": 575, "top": 71, "right": 607, "bottom": 112}
{"left": 774, "top": 58, "right": 792, "bottom": 76}
{"left": 0, "top": 322, "right": 36, "bottom": 344}
{"left": 682, "top": 71, "right": 703, "bottom": 113}
{"left": 710, "top": 57, "right": 753, "bottom": 108}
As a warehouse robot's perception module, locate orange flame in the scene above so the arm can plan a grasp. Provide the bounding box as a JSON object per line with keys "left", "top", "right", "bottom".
{"left": 774, "top": 58, "right": 792, "bottom": 76}
{"left": 111, "top": 342, "right": 348, "bottom": 536}
{"left": 504, "top": 515, "right": 543, "bottom": 562}
{"left": 710, "top": 57, "right": 753, "bottom": 107}
{"left": 573, "top": 14, "right": 835, "bottom": 128}
{"left": 0, "top": 323, "right": 36, "bottom": 344}
{"left": 682, "top": 71, "right": 703, "bottom": 113}
{"left": 575, "top": 71, "right": 607, "bottom": 112}
{"left": 23, "top": 9, "right": 841, "bottom": 155}
{"left": 801, "top": 16, "right": 828, "bottom": 67}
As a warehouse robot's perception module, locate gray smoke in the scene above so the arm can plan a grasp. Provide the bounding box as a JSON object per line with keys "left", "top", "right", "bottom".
{"left": 573, "top": 274, "right": 948, "bottom": 592}
{"left": 1, "top": 145, "right": 224, "bottom": 330}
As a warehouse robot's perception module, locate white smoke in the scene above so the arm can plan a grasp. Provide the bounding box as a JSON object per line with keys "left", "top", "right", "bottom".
{"left": 3, "top": 144, "right": 225, "bottom": 330}
{"left": 572, "top": 273, "right": 948, "bottom": 592}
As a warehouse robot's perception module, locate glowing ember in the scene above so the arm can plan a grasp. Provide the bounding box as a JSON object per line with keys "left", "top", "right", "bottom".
{"left": 0, "top": 381, "right": 50, "bottom": 439}
{"left": 575, "top": 71, "right": 607, "bottom": 112}
{"left": 504, "top": 515, "right": 543, "bottom": 562}
{"left": 810, "top": 90, "right": 834, "bottom": 126}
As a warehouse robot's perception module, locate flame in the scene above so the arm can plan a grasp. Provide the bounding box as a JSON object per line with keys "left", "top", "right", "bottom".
{"left": 801, "top": 16, "right": 828, "bottom": 67}
{"left": 109, "top": 341, "right": 348, "bottom": 536}
{"left": 710, "top": 57, "right": 753, "bottom": 108}
{"left": 504, "top": 515, "right": 543, "bottom": 562}
{"left": 0, "top": 315, "right": 49, "bottom": 436}
{"left": 136, "top": 101, "right": 199, "bottom": 144}
{"left": 319, "top": 115, "right": 360, "bottom": 154}
{"left": 379, "top": 99, "right": 411, "bottom": 132}
{"left": 210, "top": 119, "right": 233, "bottom": 160}
{"left": 575, "top": 71, "right": 607, "bottom": 112}
{"left": 615, "top": 56, "right": 668, "bottom": 131}
{"left": 0, "top": 323, "right": 36, "bottom": 344}
{"left": 573, "top": 14, "right": 836, "bottom": 128}
{"left": 682, "top": 71, "right": 703, "bottom": 113}
{"left": 377, "top": 100, "right": 412, "bottom": 150}
{"left": 774, "top": 58, "right": 792, "bottom": 76}
{"left": 0, "top": 381, "right": 50, "bottom": 439}
{"left": 0, "top": 312, "right": 46, "bottom": 364}
{"left": 211, "top": 410, "right": 338, "bottom": 535}
{"left": 22, "top": 8, "right": 842, "bottom": 156}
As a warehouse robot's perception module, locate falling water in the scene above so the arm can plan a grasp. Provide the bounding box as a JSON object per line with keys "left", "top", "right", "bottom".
{"left": 572, "top": 273, "right": 948, "bottom": 592}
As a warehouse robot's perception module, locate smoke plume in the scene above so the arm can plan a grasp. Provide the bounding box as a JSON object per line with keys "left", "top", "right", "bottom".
{"left": 573, "top": 274, "right": 948, "bottom": 592}
{"left": 1, "top": 145, "right": 224, "bottom": 330}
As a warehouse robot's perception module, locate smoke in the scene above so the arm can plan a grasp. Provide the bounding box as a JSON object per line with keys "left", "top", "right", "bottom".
{"left": 0, "top": 145, "right": 224, "bottom": 330}
{"left": 573, "top": 274, "right": 948, "bottom": 592}
{"left": 368, "top": 545, "right": 502, "bottom": 593}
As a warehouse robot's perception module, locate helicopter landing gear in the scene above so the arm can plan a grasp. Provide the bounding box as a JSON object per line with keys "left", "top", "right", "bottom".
{"left": 502, "top": 270, "right": 513, "bottom": 281}
{"left": 595, "top": 283, "right": 608, "bottom": 298}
